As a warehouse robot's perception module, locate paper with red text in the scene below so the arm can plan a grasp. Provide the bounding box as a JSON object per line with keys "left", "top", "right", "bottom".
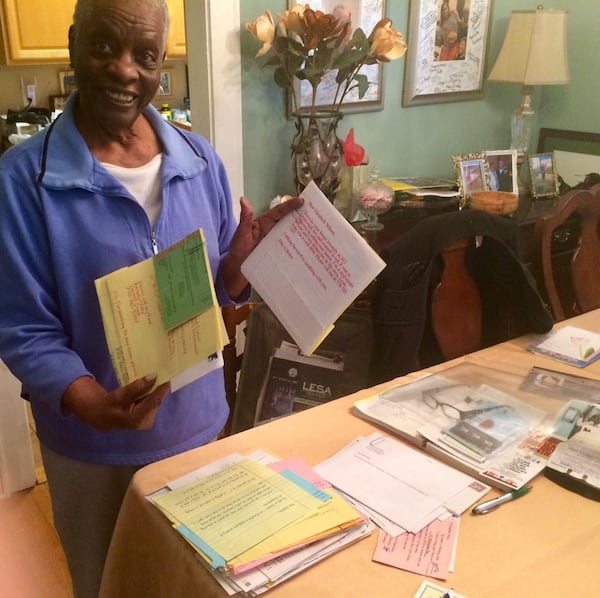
{"left": 241, "top": 181, "right": 385, "bottom": 355}
{"left": 373, "top": 517, "right": 459, "bottom": 580}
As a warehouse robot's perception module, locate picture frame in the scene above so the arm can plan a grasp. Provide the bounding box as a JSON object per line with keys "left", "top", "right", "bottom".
{"left": 156, "top": 70, "right": 174, "bottom": 98}
{"left": 537, "top": 127, "right": 600, "bottom": 156}
{"left": 537, "top": 128, "right": 600, "bottom": 188}
{"left": 452, "top": 152, "right": 489, "bottom": 207}
{"left": 58, "top": 70, "right": 77, "bottom": 95}
{"left": 288, "top": 0, "right": 385, "bottom": 114}
{"left": 484, "top": 149, "right": 519, "bottom": 195}
{"left": 48, "top": 94, "right": 70, "bottom": 111}
{"left": 403, "top": 0, "right": 493, "bottom": 107}
{"left": 528, "top": 152, "right": 560, "bottom": 199}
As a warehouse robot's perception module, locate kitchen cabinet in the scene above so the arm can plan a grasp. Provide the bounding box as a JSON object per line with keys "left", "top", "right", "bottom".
{"left": 0, "top": 0, "right": 186, "bottom": 65}
{"left": 166, "top": 0, "right": 187, "bottom": 59}
{"left": 0, "top": 0, "right": 74, "bottom": 64}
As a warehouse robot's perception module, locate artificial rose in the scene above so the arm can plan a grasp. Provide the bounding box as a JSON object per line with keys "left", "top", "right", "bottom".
{"left": 302, "top": 8, "right": 350, "bottom": 50}
{"left": 246, "top": 11, "right": 276, "bottom": 57}
{"left": 278, "top": 4, "right": 307, "bottom": 38}
{"left": 246, "top": 7, "right": 406, "bottom": 115}
{"left": 369, "top": 19, "right": 407, "bottom": 62}
{"left": 340, "top": 128, "right": 365, "bottom": 167}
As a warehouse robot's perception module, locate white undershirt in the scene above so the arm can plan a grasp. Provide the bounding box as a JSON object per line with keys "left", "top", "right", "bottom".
{"left": 102, "top": 153, "right": 163, "bottom": 227}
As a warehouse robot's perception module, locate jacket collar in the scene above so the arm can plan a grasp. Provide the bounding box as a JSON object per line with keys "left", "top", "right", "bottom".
{"left": 39, "top": 91, "right": 207, "bottom": 190}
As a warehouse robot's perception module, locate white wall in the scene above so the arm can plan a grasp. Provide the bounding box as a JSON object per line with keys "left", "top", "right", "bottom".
{"left": 0, "top": 360, "right": 35, "bottom": 496}
{"left": 184, "top": 0, "right": 244, "bottom": 217}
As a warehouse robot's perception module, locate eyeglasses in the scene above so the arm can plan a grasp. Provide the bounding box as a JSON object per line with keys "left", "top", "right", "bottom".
{"left": 422, "top": 388, "right": 510, "bottom": 420}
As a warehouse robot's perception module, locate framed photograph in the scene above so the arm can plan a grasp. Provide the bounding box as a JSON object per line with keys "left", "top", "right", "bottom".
{"left": 403, "top": 0, "right": 493, "bottom": 107}
{"left": 484, "top": 149, "right": 518, "bottom": 195}
{"left": 48, "top": 94, "right": 70, "bottom": 111}
{"left": 58, "top": 70, "right": 77, "bottom": 95}
{"left": 156, "top": 70, "right": 174, "bottom": 98}
{"left": 452, "top": 152, "right": 489, "bottom": 207}
{"left": 528, "top": 153, "right": 560, "bottom": 199}
{"left": 288, "top": 0, "right": 385, "bottom": 114}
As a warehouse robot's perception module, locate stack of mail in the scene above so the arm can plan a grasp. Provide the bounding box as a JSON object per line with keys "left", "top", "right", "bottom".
{"left": 314, "top": 432, "right": 491, "bottom": 537}
{"left": 148, "top": 452, "right": 373, "bottom": 596}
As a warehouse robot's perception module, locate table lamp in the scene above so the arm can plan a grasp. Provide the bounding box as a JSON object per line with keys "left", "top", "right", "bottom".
{"left": 488, "top": 5, "right": 569, "bottom": 190}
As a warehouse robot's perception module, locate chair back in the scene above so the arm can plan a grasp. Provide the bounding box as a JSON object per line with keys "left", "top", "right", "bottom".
{"left": 369, "top": 210, "right": 553, "bottom": 384}
{"left": 430, "top": 238, "right": 482, "bottom": 359}
{"left": 534, "top": 183, "right": 600, "bottom": 321}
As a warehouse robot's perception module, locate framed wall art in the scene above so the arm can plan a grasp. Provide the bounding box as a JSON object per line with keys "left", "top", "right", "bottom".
{"left": 403, "top": 0, "right": 493, "bottom": 106}
{"left": 288, "top": 0, "right": 386, "bottom": 114}
{"left": 58, "top": 70, "right": 77, "bottom": 95}
{"left": 528, "top": 152, "right": 560, "bottom": 199}
{"left": 452, "top": 152, "right": 489, "bottom": 207}
{"left": 156, "top": 70, "right": 174, "bottom": 98}
{"left": 48, "top": 94, "right": 70, "bottom": 111}
{"left": 484, "top": 149, "right": 518, "bottom": 195}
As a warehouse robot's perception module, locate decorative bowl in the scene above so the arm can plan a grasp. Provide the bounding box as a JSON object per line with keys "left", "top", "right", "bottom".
{"left": 468, "top": 191, "right": 519, "bottom": 216}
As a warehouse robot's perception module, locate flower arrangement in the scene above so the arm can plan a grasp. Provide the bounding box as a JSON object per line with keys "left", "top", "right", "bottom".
{"left": 245, "top": 4, "right": 407, "bottom": 115}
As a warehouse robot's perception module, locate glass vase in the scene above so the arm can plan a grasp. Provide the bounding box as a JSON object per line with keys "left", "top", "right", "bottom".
{"left": 290, "top": 111, "right": 343, "bottom": 202}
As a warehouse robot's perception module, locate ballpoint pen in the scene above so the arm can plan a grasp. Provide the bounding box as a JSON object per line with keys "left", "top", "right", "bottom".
{"left": 472, "top": 485, "right": 532, "bottom": 515}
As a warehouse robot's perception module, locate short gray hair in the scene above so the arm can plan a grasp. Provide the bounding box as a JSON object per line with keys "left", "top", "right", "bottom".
{"left": 72, "top": 0, "right": 170, "bottom": 50}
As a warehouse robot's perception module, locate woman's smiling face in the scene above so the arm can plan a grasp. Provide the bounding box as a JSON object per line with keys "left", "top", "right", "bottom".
{"left": 69, "top": 0, "right": 167, "bottom": 133}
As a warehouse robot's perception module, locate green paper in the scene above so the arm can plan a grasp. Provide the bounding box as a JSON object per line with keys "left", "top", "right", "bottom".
{"left": 153, "top": 230, "right": 213, "bottom": 331}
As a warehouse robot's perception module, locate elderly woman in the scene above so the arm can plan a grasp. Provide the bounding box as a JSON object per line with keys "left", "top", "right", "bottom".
{"left": 0, "top": 0, "right": 300, "bottom": 596}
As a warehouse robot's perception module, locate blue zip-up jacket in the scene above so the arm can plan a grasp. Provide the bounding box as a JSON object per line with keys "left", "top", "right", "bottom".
{"left": 0, "top": 93, "right": 244, "bottom": 465}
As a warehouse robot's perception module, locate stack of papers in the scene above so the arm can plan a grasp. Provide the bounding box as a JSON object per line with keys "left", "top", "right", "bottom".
{"left": 95, "top": 229, "right": 227, "bottom": 391}
{"left": 314, "top": 433, "right": 489, "bottom": 535}
{"left": 353, "top": 370, "right": 552, "bottom": 491}
{"left": 314, "top": 433, "right": 488, "bottom": 579}
{"left": 528, "top": 325, "right": 600, "bottom": 367}
{"left": 147, "top": 452, "right": 373, "bottom": 596}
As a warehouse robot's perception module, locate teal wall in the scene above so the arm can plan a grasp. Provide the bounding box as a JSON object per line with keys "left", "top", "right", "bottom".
{"left": 240, "top": 1, "right": 596, "bottom": 212}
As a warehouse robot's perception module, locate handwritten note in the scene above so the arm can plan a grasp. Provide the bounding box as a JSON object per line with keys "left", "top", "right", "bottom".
{"left": 373, "top": 517, "right": 460, "bottom": 580}
{"left": 241, "top": 181, "right": 385, "bottom": 354}
{"left": 154, "top": 230, "right": 213, "bottom": 330}
{"left": 95, "top": 229, "right": 226, "bottom": 388}
{"left": 152, "top": 459, "right": 322, "bottom": 565}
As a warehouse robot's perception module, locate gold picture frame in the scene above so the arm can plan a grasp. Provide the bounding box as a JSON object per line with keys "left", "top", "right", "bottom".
{"left": 528, "top": 152, "right": 560, "bottom": 199}
{"left": 452, "top": 152, "right": 489, "bottom": 207}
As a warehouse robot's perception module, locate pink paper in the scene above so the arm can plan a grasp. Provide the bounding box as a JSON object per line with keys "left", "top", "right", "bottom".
{"left": 372, "top": 517, "right": 459, "bottom": 580}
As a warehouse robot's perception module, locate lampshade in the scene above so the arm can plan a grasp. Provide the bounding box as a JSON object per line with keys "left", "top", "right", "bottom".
{"left": 488, "top": 7, "right": 569, "bottom": 85}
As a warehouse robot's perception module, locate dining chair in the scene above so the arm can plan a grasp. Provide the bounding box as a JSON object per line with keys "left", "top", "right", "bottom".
{"left": 369, "top": 210, "right": 554, "bottom": 384}
{"left": 429, "top": 237, "right": 482, "bottom": 360}
{"left": 533, "top": 183, "right": 600, "bottom": 321}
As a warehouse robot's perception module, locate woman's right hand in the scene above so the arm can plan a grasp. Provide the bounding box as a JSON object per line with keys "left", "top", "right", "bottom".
{"left": 61, "top": 374, "right": 170, "bottom": 430}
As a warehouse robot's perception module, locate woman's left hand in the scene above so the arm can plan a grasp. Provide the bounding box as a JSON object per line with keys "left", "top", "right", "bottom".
{"left": 222, "top": 196, "right": 303, "bottom": 298}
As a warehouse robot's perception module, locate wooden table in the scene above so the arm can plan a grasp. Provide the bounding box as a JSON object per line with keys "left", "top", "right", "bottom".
{"left": 100, "top": 310, "right": 600, "bottom": 598}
